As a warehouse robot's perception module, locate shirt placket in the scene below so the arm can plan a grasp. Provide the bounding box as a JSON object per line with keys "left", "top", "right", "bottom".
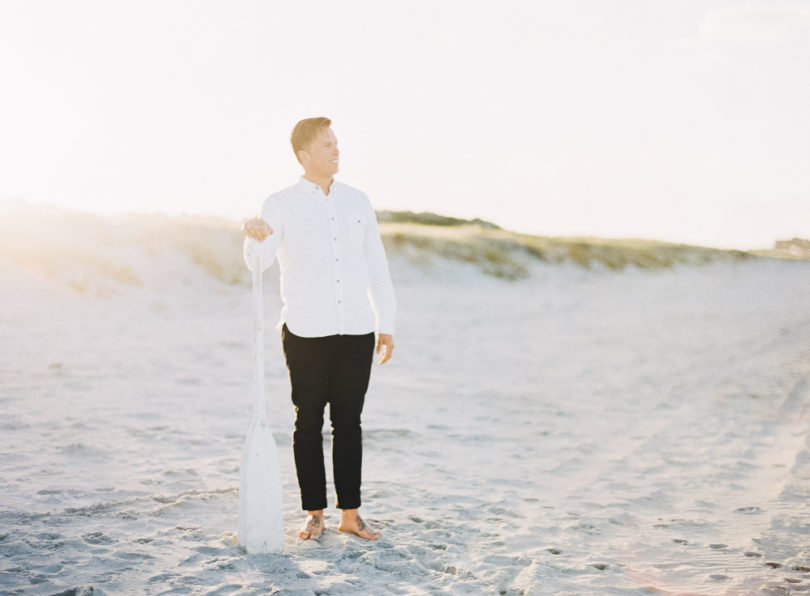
{"left": 325, "top": 191, "right": 346, "bottom": 334}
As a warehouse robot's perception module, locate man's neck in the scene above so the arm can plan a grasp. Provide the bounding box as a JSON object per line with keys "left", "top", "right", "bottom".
{"left": 303, "top": 173, "right": 334, "bottom": 196}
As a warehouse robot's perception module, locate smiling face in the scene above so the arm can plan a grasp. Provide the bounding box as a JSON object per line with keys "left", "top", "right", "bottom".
{"left": 299, "top": 127, "right": 339, "bottom": 180}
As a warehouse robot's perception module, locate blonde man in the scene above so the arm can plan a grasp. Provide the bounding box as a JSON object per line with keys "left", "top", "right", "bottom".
{"left": 243, "top": 117, "right": 396, "bottom": 541}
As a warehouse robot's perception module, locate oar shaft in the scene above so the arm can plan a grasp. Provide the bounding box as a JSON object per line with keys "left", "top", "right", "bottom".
{"left": 252, "top": 253, "right": 267, "bottom": 424}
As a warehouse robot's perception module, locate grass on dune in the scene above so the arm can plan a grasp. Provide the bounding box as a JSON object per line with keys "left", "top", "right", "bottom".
{"left": 127, "top": 214, "right": 249, "bottom": 286}
{"left": 0, "top": 203, "right": 776, "bottom": 291}
{"left": 380, "top": 222, "right": 756, "bottom": 280}
{"left": 0, "top": 205, "right": 142, "bottom": 294}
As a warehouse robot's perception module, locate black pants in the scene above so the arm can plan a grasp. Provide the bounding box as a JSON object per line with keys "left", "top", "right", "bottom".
{"left": 281, "top": 324, "right": 375, "bottom": 511}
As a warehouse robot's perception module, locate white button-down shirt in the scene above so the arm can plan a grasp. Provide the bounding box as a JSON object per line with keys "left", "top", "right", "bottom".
{"left": 244, "top": 177, "right": 396, "bottom": 338}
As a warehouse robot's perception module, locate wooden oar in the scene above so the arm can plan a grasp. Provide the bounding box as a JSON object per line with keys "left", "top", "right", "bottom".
{"left": 238, "top": 249, "right": 283, "bottom": 553}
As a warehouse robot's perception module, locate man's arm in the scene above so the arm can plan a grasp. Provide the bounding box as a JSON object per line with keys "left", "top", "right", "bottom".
{"left": 362, "top": 198, "right": 397, "bottom": 364}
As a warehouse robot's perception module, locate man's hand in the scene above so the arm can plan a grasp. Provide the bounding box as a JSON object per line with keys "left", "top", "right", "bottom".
{"left": 376, "top": 334, "right": 394, "bottom": 365}
{"left": 242, "top": 217, "right": 274, "bottom": 242}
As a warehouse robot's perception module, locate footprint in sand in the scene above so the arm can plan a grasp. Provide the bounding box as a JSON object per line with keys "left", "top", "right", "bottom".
{"left": 546, "top": 548, "right": 561, "bottom": 555}
{"left": 709, "top": 544, "right": 727, "bottom": 550}
{"left": 734, "top": 506, "right": 763, "bottom": 514}
{"left": 744, "top": 551, "right": 762, "bottom": 558}
{"left": 673, "top": 538, "right": 688, "bottom": 545}
{"left": 765, "top": 562, "right": 783, "bottom": 569}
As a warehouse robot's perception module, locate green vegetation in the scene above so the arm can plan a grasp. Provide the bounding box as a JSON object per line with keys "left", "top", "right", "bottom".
{"left": 377, "top": 210, "right": 500, "bottom": 230}
{"left": 380, "top": 221, "right": 758, "bottom": 280}
{"left": 0, "top": 203, "right": 791, "bottom": 292}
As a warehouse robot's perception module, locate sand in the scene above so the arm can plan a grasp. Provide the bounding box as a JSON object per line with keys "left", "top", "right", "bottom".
{"left": 2, "top": 209, "right": 810, "bottom": 595}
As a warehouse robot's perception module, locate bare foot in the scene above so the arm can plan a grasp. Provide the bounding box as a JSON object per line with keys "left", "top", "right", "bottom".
{"left": 297, "top": 514, "right": 325, "bottom": 540}
{"left": 338, "top": 515, "right": 380, "bottom": 540}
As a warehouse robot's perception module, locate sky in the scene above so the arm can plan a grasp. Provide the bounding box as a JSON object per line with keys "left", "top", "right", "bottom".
{"left": 1, "top": 0, "right": 808, "bottom": 249}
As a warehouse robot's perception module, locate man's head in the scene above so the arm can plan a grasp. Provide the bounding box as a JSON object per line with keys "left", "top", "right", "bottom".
{"left": 291, "top": 117, "right": 339, "bottom": 179}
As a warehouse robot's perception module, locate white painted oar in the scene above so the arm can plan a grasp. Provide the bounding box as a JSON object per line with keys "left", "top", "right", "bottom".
{"left": 238, "top": 249, "right": 284, "bottom": 554}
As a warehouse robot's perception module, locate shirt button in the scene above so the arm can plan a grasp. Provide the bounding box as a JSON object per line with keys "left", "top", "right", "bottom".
{"left": 338, "top": 300, "right": 342, "bottom": 304}
{"left": 333, "top": 237, "right": 337, "bottom": 241}
{"left": 335, "top": 258, "right": 339, "bottom": 262}
{"left": 336, "top": 279, "right": 341, "bottom": 283}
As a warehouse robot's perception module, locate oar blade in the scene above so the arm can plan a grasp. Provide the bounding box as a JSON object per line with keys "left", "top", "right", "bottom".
{"left": 238, "top": 420, "right": 284, "bottom": 554}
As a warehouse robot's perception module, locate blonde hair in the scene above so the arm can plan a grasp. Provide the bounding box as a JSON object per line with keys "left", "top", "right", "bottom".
{"left": 290, "top": 117, "right": 332, "bottom": 164}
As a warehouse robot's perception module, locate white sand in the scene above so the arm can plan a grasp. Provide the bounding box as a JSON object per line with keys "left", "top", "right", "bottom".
{"left": 2, "top": 208, "right": 810, "bottom": 595}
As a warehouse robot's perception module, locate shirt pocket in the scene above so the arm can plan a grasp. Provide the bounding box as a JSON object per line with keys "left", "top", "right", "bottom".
{"left": 346, "top": 214, "right": 368, "bottom": 246}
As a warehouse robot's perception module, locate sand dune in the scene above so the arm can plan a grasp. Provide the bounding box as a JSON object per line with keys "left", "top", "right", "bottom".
{"left": 0, "top": 202, "right": 784, "bottom": 291}
{"left": 2, "top": 204, "right": 810, "bottom": 594}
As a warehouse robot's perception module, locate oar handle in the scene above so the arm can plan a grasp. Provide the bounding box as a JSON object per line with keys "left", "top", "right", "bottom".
{"left": 252, "top": 250, "right": 267, "bottom": 425}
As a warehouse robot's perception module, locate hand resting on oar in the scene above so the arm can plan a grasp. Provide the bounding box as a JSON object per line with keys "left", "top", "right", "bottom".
{"left": 242, "top": 217, "right": 273, "bottom": 242}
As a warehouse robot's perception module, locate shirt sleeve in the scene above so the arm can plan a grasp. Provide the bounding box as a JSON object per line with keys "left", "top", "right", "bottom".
{"left": 363, "top": 197, "right": 397, "bottom": 335}
{"left": 243, "top": 196, "right": 283, "bottom": 272}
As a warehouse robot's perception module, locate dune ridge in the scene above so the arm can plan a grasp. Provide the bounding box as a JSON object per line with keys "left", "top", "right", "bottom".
{"left": 1, "top": 202, "right": 797, "bottom": 292}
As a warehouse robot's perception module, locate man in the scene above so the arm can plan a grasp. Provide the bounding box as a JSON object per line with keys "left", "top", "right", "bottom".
{"left": 242, "top": 117, "right": 396, "bottom": 541}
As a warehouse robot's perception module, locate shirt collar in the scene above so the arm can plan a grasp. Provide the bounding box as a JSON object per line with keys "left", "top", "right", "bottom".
{"left": 298, "top": 176, "right": 336, "bottom": 196}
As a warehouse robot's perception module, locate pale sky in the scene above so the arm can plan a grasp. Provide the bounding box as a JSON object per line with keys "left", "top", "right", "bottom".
{"left": 1, "top": 0, "right": 808, "bottom": 249}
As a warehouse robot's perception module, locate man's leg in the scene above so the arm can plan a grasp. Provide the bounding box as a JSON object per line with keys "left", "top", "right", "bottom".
{"left": 281, "top": 324, "right": 330, "bottom": 538}
{"left": 327, "top": 331, "right": 378, "bottom": 539}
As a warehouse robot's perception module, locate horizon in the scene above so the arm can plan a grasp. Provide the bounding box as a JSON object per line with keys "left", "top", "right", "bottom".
{"left": 2, "top": 197, "right": 803, "bottom": 252}
{"left": 2, "top": 1, "right": 809, "bottom": 251}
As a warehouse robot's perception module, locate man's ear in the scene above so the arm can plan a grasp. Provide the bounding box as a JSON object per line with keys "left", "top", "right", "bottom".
{"left": 297, "top": 149, "right": 308, "bottom": 165}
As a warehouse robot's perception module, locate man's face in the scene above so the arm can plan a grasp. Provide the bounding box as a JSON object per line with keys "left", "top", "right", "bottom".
{"left": 301, "top": 127, "right": 339, "bottom": 178}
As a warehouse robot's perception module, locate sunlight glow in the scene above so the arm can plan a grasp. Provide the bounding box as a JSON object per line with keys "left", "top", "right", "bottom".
{"left": 1, "top": 0, "right": 808, "bottom": 249}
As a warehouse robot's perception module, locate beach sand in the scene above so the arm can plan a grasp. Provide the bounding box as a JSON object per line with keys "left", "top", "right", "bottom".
{"left": 2, "top": 209, "right": 810, "bottom": 594}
